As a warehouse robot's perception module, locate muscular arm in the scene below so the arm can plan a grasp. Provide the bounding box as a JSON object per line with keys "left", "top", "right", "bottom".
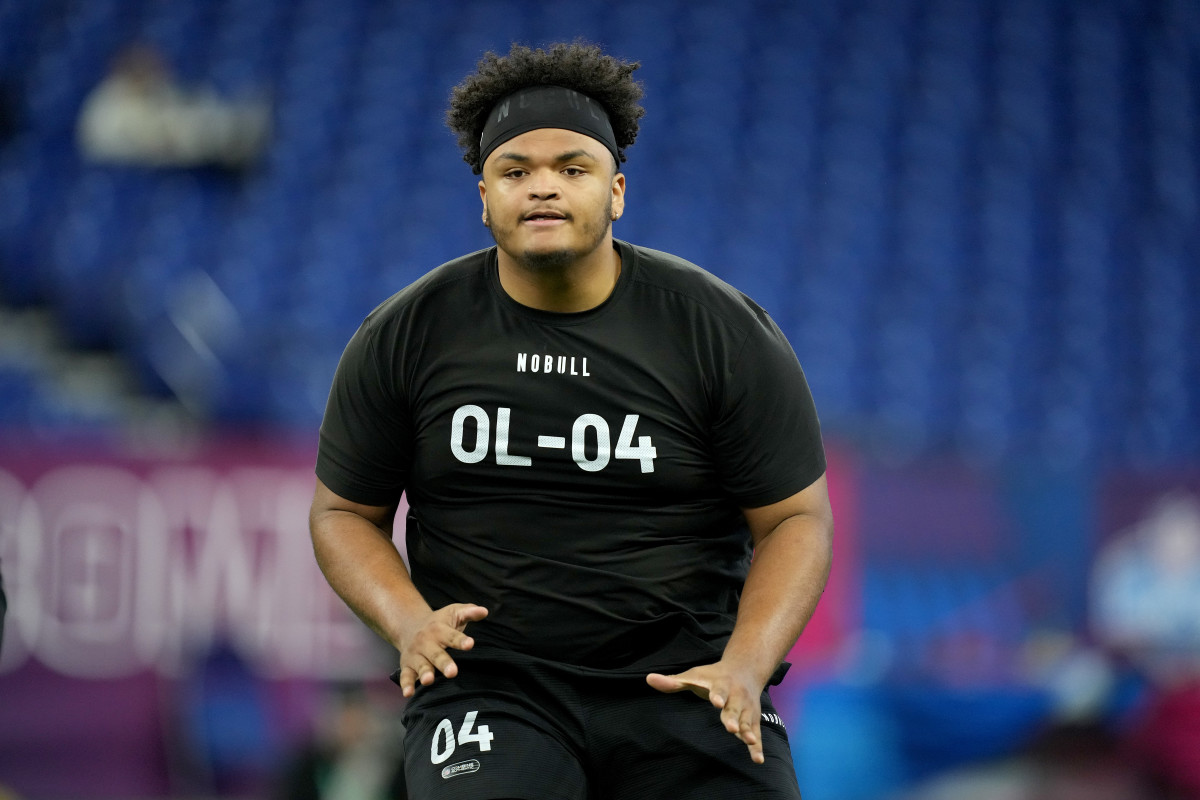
{"left": 727, "top": 472, "right": 835, "bottom": 692}
{"left": 648, "top": 472, "right": 834, "bottom": 762}
{"left": 309, "top": 478, "right": 487, "bottom": 695}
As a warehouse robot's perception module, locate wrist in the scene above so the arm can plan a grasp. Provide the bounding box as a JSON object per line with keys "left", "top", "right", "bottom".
{"left": 719, "top": 639, "right": 778, "bottom": 689}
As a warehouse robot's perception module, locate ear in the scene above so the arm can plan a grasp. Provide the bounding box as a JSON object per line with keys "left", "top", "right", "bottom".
{"left": 479, "top": 178, "right": 489, "bottom": 226}
{"left": 611, "top": 172, "right": 626, "bottom": 221}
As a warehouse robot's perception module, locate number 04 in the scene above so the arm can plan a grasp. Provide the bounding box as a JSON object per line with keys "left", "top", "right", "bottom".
{"left": 571, "top": 414, "right": 657, "bottom": 473}
{"left": 430, "top": 710, "right": 494, "bottom": 764}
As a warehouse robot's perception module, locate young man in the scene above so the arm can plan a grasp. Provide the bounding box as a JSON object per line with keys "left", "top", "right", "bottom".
{"left": 310, "top": 42, "right": 833, "bottom": 799}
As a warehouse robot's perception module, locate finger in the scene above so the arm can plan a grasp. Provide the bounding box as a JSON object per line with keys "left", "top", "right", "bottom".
{"left": 738, "top": 711, "right": 760, "bottom": 746}
{"left": 748, "top": 738, "right": 765, "bottom": 765}
{"left": 709, "top": 678, "right": 731, "bottom": 710}
{"left": 731, "top": 701, "right": 765, "bottom": 764}
{"left": 446, "top": 631, "right": 475, "bottom": 652}
{"left": 419, "top": 665, "right": 436, "bottom": 685}
{"left": 646, "top": 673, "right": 686, "bottom": 693}
{"left": 416, "top": 623, "right": 473, "bottom": 654}
{"left": 721, "top": 704, "right": 742, "bottom": 734}
{"left": 397, "top": 665, "right": 419, "bottom": 698}
{"left": 647, "top": 672, "right": 711, "bottom": 701}
{"left": 403, "top": 652, "right": 438, "bottom": 687}
{"left": 454, "top": 604, "right": 489, "bottom": 627}
{"left": 720, "top": 694, "right": 754, "bottom": 737}
{"left": 428, "top": 648, "right": 460, "bottom": 679}
{"left": 742, "top": 709, "right": 765, "bottom": 764}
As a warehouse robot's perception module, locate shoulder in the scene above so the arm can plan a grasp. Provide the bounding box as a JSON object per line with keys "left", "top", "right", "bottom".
{"left": 337, "top": 247, "right": 493, "bottom": 370}
{"left": 364, "top": 247, "right": 493, "bottom": 330}
{"left": 622, "top": 241, "right": 776, "bottom": 333}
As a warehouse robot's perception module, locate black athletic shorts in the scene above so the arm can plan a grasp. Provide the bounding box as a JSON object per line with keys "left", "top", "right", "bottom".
{"left": 400, "top": 656, "right": 801, "bottom": 800}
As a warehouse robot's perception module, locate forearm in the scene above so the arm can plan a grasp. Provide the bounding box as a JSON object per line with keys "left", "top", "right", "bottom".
{"left": 310, "top": 508, "right": 431, "bottom": 650}
{"left": 723, "top": 513, "right": 833, "bottom": 686}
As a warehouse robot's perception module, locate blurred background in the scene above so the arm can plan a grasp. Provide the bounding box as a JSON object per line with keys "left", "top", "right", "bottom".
{"left": 1, "top": 0, "right": 1198, "bottom": 798}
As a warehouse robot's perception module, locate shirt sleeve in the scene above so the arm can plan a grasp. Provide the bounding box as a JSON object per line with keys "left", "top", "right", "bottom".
{"left": 711, "top": 302, "right": 826, "bottom": 508}
{"left": 315, "top": 316, "right": 412, "bottom": 506}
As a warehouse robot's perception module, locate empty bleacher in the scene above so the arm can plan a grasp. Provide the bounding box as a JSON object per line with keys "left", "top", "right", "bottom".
{"left": 0, "top": 0, "right": 1196, "bottom": 464}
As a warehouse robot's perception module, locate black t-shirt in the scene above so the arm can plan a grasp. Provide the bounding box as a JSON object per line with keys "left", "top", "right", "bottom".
{"left": 317, "top": 240, "right": 826, "bottom": 676}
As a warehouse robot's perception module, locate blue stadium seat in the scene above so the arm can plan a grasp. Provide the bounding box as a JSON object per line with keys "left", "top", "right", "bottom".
{"left": 0, "top": 365, "right": 38, "bottom": 426}
{"left": 0, "top": 0, "right": 1195, "bottom": 465}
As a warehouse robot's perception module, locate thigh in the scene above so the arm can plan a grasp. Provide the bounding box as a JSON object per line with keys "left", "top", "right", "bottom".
{"left": 590, "top": 687, "right": 801, "bottom": 800}
{"left": 402, "top": 673, "right": 589, "bottom": 800}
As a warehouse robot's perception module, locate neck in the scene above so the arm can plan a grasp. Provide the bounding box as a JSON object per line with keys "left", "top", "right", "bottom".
{"left": 496, "top": 238, "right": 621, "bottom": 313}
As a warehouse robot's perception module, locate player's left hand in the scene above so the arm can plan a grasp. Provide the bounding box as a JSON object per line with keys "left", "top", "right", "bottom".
{"left": 646, "top": 662, "right": 766, "bottom": 764}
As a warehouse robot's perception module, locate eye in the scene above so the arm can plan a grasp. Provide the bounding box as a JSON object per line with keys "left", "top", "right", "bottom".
{"left": 562, "top": 167, "right": 586, "bottom": 177}
{"left": 503, "top": 168, "right": 527, "bottom": 179}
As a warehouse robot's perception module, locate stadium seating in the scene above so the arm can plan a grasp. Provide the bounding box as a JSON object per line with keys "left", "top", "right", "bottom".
{"left": 0, "top": 0, "right": 1195, "bottom": 464}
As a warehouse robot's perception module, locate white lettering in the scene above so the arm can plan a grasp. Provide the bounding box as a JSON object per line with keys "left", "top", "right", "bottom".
{"left": 515, "top": 352, "right": 591, "bottom": 378}
{"left": 0, "top": 460, "right": 384, "bottom": 680}
{"left": 442, "top": 760, "right": 481, "bottom": 779}
{"left": 145, "top": 468, "right": 255, "bottom": 674}
{"left": 451, "top": 405, "right": 490, "bottom": 463}
{"left": 457, "top": 710, "right": 493, "bottom": 751}
{"left": 572, "top": 414, "right": 611, "bottom": 472}
{"left": 28, "top": 467, "right": 147, "bottom": 678}
{"left": 615, "top": 415, "right": 658, "bottom": 473}
{"left": 431, "top": 718, "right": 455, "bottom": 764}
{"left": 495, "top": 407, "right": 531, "bottom": 466}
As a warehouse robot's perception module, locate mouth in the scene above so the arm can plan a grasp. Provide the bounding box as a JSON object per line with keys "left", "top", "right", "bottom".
{"left": 522, "top": 210, "right": 568, "bottom": 226}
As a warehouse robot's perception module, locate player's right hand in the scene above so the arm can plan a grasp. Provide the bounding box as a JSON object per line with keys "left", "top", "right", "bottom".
{"left": 396, "top": 603, "right": 488, "bottom": 698}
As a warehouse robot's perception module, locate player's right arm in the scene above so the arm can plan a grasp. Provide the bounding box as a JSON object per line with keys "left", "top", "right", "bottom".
{"left": 309, "top": 478, "right": 488, "bottom": 696}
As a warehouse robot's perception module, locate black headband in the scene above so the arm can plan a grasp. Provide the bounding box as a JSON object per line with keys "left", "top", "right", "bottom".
{"left": 478, "top": 85, "right": 619, "bottom": 171}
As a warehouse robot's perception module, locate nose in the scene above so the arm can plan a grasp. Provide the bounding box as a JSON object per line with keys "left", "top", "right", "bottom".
{"left": 527, "top": 169, "right": 561, "bottom": 199}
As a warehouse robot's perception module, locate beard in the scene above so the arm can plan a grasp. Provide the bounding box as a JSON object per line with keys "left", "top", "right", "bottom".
{"left": 486, "top": 195, "right": 613, "bottom": 273}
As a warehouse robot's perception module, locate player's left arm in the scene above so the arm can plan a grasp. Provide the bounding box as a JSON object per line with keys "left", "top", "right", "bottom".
{"left": 647, "top": 472, "right": 833, "bottom": 763}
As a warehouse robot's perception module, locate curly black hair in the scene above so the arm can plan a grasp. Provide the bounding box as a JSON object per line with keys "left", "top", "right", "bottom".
{"left": 447, "top": 41, "right": 645, "bottom": 174}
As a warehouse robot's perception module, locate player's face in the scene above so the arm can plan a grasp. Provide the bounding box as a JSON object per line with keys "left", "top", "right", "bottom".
{"left": 479, "top": 128, "right": 625, "bottom": 272}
